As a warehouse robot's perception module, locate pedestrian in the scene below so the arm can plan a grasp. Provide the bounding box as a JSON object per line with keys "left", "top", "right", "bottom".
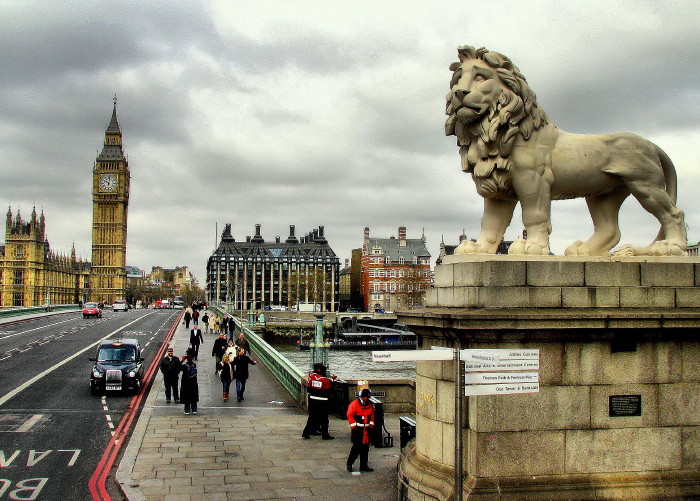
{"left": 212, "top": 332, "right": 228, "bottom": 373}
{"left": 217, "top": 354, "right": 235, "bottom": 401}
{"left": 201, "top": 311, "right": 210, "bottom": 334}
{"left": 227, "top": 316, "right": 236, "bottom": 341}
{"left": 183, "top": 307, "right": 192, "bottom": 329}
{"left": 232, "top": 347, "right": 256, "bottom": 402}
{"left": 236, "top": 332, "right": 251, "bottom": 355}
{"left": 213, "top": 314, "right": 221, "bottom": 334}
{"left": 302, "top": 362, "right": 335, "bottom": 440}
{"left": 224, "top": 339, "right": 237, "bottom": 361}
{"left": 180, "top": 351, "right": 199, "bottom": 415}
{"left": 189, "top": 324, "right": 204, "bottom": 360}
{"left": 222, "top": 316, "right": 229, "bottom": 336}
{"left": 159, "top": 346, "right": 181, "bottom": 403}
{"left": 346, "top": 388, "right": 375, "bottom": 472}
{"left": 192, "top": 308, "right": 200, "bottom": 326}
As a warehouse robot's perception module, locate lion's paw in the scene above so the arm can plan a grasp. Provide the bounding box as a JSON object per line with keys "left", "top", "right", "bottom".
{"left": 613, "top": 244, "right": 636, "bottom": 256}
{"left": 454, "top": 240, "right": 481, "bottom": 254}
{"left": 649, "top": 240, "right": 687, "bottom": 257}
{"left": 564, "top": 241, "right": 585, "bottom": 256}
{"left": 508, "top": 238, "right": 526, "bottom": 255}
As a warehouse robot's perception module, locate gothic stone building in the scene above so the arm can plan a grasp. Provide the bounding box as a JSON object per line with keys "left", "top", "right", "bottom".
{"left": 207, "top": 224, "right": 340, "bottom": 312}
{"left": 0, "top": 101, "right": 130, "bottom": 307}
{"left": 0, "top": 208, "right": 90, "bottom": 307}
{"left": 90, "top": 100, "right": 130, "bottom": 305}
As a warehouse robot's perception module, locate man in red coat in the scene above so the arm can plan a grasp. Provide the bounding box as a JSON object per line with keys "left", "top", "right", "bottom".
{"left": 346, "top": 388, "right": 375, "bottom": 472}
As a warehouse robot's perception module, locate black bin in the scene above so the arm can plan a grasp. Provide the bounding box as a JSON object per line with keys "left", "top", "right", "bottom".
{"left": 330, "top": 379, "right": 349, "bottom": 418}
{"left": 399, "top": 416, "right": 416, "bottom": 449}
{"left": 369, "top": 397, "right": 393, "bottom": 448}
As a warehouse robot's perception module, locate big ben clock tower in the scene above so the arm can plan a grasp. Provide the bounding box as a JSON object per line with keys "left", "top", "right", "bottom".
{"left": 90, "top": 97, "right": 130, "bottom": 304}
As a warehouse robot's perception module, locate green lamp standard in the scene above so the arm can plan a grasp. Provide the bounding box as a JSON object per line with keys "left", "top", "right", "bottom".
{"left": 309, "top": 312, "right": 330, "bottom": 373}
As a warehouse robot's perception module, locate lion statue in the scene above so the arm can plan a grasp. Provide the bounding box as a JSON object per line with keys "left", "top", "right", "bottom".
{"left": 445, "top": 45, "right": 687, "bottom": 256}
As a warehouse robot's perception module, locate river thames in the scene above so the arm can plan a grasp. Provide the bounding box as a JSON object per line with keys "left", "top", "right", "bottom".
{"left": 271, "top": 342, "right": 417, "bottom": 380}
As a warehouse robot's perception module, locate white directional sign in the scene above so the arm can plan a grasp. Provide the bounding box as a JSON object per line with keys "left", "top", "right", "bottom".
{"left": 464, "top": 359, "right": 540, "bottom": 372}
{"left": 460, "top": 349, "right": 538, "bottom": 360}
{"left": 463, "top": 372, "right": 539, "bottom": 385}
{"left": 372, "top": 350, "right": 454, "bottom": 362}
{"left": 462, "top": 349, "right": 540, "bottom": 396}
{"left": 465, "top": 382, "right": 540, "bottom": 396}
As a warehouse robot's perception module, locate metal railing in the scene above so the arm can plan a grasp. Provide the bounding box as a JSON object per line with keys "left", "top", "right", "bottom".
{"left": 210, "top": 304, "right": 306, "bottom": 404}
{"left": 0, "top": 304, "right": 79, "bottom": 319}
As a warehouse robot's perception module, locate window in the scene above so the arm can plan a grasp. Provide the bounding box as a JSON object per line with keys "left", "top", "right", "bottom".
{"left": 399, "top": 256, "right": 405, "bottom": 264}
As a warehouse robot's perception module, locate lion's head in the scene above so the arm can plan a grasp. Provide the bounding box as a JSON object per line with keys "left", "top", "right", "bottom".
{"left": 445, "top": 46, "right": 548, "bottom": 197}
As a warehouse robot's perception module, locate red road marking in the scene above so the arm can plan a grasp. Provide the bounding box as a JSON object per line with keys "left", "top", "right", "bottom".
{"left": 88, "top": 313, "right": 182, "bottom": 500}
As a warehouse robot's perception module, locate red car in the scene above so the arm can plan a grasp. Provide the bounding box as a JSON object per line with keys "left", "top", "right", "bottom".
{"left": 83, "top": 302, "right": 103, "bottom": 318}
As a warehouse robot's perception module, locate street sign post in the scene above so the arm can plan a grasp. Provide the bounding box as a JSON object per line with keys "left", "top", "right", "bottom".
{"left": 372, "top": 347, "right": 541, "bottom": 501}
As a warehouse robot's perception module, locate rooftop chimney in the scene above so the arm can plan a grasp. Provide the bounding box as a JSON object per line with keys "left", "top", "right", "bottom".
{"left": 251, "top": 224, "right": 264, "bottom": 243}
{"left": 398, "top": 226, "right": 407, "bottom": 246}
{"left": 286, "top": 224, "right": 298, "bottom": 244}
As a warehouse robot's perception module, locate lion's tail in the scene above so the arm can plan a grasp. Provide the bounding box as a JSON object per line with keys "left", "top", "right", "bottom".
{"left": 654, "top": 146, "right": 678, "bottom": 241}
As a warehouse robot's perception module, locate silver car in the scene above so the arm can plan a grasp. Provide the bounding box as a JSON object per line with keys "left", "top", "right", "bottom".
{"left": 112, "top": 299, "right": 129, "bottom": 312}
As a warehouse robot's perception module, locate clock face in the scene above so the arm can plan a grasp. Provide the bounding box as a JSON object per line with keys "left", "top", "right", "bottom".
{"left": 99, "top": 174, "right": 117, "bottom": 192}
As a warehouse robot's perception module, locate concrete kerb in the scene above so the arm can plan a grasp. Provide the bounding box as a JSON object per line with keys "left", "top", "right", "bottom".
{"left": 116, "top": 316, "right": 178, "bottom": 501}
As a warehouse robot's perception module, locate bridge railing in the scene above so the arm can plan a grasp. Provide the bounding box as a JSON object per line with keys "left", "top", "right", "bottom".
{"left": 0, "top": 304, "right": 79, "bottom": 320}
{"left": 210, "top": 304, "right": 306, "bottom": 404}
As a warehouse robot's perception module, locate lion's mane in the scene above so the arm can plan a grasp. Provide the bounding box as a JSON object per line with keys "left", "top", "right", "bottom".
{"left": 445, "top": 46, "right": 549, "bottom": 198}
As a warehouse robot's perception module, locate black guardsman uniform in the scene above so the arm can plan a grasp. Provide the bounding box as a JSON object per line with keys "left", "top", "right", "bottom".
{"left": 302, "top": 363, "right": 334, "bottom": 440}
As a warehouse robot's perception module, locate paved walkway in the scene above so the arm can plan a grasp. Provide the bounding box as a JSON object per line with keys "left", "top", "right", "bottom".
{"left": 117, "top": 313, "right": 401, "bottom": 501}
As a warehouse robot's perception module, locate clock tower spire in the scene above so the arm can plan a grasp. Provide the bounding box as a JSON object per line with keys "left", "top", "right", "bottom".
{"left": 90, "top": 97, "right": 130, "bottom": 304}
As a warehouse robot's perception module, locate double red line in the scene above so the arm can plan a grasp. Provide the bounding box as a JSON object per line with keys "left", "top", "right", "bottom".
{"left": 88, "top": 314, "right": 181, "bottom": 500}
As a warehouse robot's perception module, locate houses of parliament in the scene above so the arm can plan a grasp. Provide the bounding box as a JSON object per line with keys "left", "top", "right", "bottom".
{"left": 0, "top": 100, "right": 130, "bottom": 307}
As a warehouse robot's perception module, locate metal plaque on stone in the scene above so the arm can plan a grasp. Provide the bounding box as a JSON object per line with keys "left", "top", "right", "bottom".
{"left": 609, "top": 395, "right": 642, "bottom": 417}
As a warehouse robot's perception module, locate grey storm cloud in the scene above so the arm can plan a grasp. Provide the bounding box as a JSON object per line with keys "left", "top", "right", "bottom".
{"left": 1, "top": 0, "right": 699, "bottom": 282}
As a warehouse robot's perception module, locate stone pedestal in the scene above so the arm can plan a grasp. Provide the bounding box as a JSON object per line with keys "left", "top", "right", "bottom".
{"left": 397, "top": 256, "right": 700, "bottom": 500}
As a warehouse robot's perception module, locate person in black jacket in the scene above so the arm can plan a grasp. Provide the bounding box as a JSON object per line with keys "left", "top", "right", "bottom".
{"left": 211, "top": 332, "right": 228, "bottom": 374}
{"left": 159, "top": 346, "right": 181, "bottom": 403}
{"left": 180, "top": 351, "right": 199, "bottom": 415}
{"left": 189, "top": 326, "right": 204, "bottom": 360}
{"left": 232, "top": 348, "right": 256, "bottom": 402}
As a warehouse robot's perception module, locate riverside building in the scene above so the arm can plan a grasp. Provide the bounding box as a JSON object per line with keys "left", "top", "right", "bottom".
{"left": 360, "top": 226, "right": 432, "bottom": 312}
{"left": 206, "top": 224, "right": 340, "bottom": 312}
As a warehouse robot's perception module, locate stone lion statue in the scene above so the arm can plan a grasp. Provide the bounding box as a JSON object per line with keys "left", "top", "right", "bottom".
{"left": 445, "top": 45, "right": 687, "bottom": 256}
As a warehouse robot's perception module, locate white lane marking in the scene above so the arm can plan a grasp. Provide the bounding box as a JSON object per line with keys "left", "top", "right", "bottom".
{"left": 15, "top": 414, "right": 44, "bottom": 432}
{"left": 0, "top": 316, "right": 77, "bottom": 340}
{"left": 0, "top": 314, "right": 154, "bottom": 407}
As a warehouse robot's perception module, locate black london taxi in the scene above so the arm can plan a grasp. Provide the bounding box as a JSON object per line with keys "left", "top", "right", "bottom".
{"left": 89, "top": 339, "right": 145, "bottom": 395}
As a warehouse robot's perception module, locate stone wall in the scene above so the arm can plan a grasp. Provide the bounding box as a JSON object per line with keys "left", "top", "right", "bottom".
{"left": 398, "top": 257, "right": 700, "bottom": 500}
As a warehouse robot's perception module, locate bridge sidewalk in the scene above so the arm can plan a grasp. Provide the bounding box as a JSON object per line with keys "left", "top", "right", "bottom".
{"left": 117, "top": 313, "right": 401, "bottom": 501}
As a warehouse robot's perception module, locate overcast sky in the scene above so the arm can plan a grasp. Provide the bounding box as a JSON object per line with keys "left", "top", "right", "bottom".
{"left": 2, "top": 1, "right": 699, "bottom": 284}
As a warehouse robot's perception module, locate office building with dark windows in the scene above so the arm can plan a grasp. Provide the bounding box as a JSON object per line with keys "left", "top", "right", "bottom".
{"left": 206, "top": 224, "right": 340, "bottom": 312}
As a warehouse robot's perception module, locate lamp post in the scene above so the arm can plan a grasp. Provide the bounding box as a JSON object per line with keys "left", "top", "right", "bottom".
{"left": 309, "top": 312, "right": 330, "bottom": 372}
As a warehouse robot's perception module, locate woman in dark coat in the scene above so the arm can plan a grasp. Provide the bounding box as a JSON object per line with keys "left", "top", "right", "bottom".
{"left": 217, "top": 354, "right": 235, "bottom": 401}
{"left": 180, "top": 351, "right": 199, "bottom": 414}
{"left": 232, "top": 348, "right": 256, "bottom": 402}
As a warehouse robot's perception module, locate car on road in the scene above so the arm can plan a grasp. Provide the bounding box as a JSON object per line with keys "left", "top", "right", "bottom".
{"left": 89, "top": 339, "right": 144, "bottom": 395}
{"left": 112, "top": 299, "right": 128, "bottom": 312}
{"left": 83, "top": 302, "right": 102, "bottom": 318}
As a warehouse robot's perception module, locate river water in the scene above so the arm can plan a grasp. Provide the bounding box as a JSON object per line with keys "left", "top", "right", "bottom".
{"left": 271, "top": 342, "right": 416, "bottom": 381}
